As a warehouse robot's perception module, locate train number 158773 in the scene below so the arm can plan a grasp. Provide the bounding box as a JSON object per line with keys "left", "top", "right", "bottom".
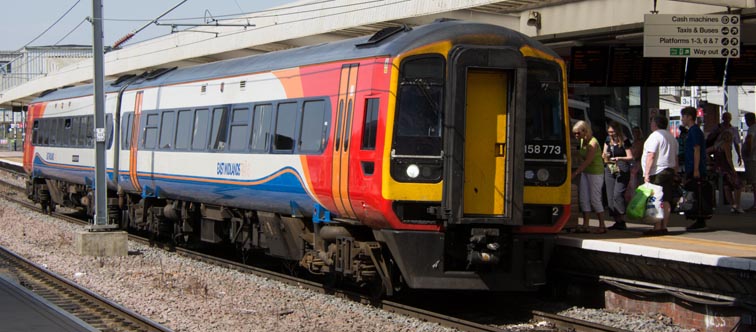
{"left": 524, "top": 144, "right": 561, "bottom": 155}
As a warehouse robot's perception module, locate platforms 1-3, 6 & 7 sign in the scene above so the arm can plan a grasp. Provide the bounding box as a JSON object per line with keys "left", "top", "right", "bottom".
{"left": 644, "top": 14, "right": 740, "bottom": 58}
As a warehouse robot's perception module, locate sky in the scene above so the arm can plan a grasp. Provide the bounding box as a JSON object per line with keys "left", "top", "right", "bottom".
{"left": 1, "top": 0, "right": 296, "bottom": 51}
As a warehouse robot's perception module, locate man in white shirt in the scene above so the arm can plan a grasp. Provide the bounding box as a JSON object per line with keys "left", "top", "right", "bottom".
{"left": 642, "top": 115, "right": 679, "bottom": 235}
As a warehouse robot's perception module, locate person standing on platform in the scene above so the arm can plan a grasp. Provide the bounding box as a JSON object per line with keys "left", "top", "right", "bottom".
{"left": 710, "top": 129, "right": 744, "bottom": 213}
{"left": 742, "top": 112, "right": 756, "bottom": 212}
{"left": 571, "top": 120, "right": 607, "bottom": 234}
{"left": 707, "top": 112, "right": 743, "bottom": 167}
{"left": 642, "top": 115, "right": 679, "bottom": 236}
{"left": 681, "top": 107, "right": 709, "bottom": 230}
{"left": 603, "top": 122, "right": 633, "bottom": 230}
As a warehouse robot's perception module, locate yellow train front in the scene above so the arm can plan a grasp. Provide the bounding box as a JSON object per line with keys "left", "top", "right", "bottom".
{"left": 365, "top": 20, "right": 572, "bottom": 291}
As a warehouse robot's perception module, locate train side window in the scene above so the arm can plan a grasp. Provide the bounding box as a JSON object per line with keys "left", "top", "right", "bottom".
{"left": 299, "top": 100, "right": 327, "bottom": 153}
{"left": 250, "top": 104, "right": 272, "bottom": 152}
{"left": 274, "top": 102, "right": 297, "bottom": 152}
{"left": 63, "top": 118, "right": 72, "bottom": 147}
{"left": 209, "top": 107, "right": 229, "bottom": 151}
{"left": 106, "top": 113, "right": 113, "bottom": 149}
{"left": 32, "top": 120, "right": 39, "bottom": 145}
{"left": 159, "top": 111, "right": 176, "bottom": 150}
{"left": 228, "top": 107, "right": 250, "bottom": 152}
{"left": 78, "top": 116, "right": 87, "bottom": 147}
{"left": 142, "top": 113, "right": 159, "bottom": 149}
{"left": 192, "top": 109, "right": 210, "bottom": 151}
{"left": 71, "top": 117, "right": 81, "bottom": 147}
{"left": 41, "top": 119, "right": 49, "bottom": 145}
{"left": 121, "top": 113, "right": 133, "bottom": 150}
{"left": 175, "top": 110, "right": 193, "bottom": 150}
{"left": 361, "top": 98, "right": 379, "bottom": 150}
{"left": 85, "top": 115, "right": 95, "bottom": 147}
{"left": 48, "top": 118, "right": 57, "bottom": 146}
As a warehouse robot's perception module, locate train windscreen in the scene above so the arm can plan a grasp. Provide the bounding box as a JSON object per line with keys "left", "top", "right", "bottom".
{"left": 393, "top": 56, "right": 444, "bottom": 157}
{"left": 524, "top": 60, "right": 565, "bottom": 160}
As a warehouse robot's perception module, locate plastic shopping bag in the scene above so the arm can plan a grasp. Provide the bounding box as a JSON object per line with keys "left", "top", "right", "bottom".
{"left": 642, "top": 183, "right": 665, "bottom": 224}
{"left": 627, "top": 184, "right": 652, "bottom": 220}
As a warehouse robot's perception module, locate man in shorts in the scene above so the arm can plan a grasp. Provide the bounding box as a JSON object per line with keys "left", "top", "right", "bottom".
{"left": 743, "top": 112, "right": 756, "bottom": 211}
{"left": 642, "top": 115, "right": 679, "bottom": 235}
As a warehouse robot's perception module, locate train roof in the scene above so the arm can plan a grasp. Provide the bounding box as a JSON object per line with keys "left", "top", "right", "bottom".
{"left": 33, "top": 20, "right": 558, "bottom": 103}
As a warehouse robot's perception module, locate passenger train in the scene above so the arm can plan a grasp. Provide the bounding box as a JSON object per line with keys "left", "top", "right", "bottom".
{"left": 24, "top": 19, "right": 571, "bottom": 294}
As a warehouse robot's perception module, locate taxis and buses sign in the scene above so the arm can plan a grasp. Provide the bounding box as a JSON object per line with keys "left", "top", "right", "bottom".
{"left": 644, "top": 14, "right": 740, "bottom": 58}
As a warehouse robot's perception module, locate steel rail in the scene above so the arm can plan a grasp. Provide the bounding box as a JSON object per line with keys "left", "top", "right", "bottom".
{"left": 532, "top": 310, "right": 631, "bottom": 332}
{"left": 0, "top": 245, "right": 173, "bottom": 332}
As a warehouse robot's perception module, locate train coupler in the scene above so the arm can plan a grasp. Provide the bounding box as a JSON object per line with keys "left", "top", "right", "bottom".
{"left": 466, "top": 228, "right": 502, "bottom": 267}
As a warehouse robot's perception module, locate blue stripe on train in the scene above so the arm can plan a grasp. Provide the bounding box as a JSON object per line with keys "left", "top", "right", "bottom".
{"left": 32, "top": 157, "right": 316, "bottom": 216}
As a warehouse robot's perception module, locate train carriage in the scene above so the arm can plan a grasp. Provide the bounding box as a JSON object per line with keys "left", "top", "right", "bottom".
{"left": 23, "top": 19, "right": 571, "bottom": 293}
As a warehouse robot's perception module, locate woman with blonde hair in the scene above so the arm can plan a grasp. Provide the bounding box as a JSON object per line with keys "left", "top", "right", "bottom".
{"left": 710, "top": 129, "right": 745, "bottom": 213}
{"left": 571, "top": 120, "right": 607, "bottom": 233}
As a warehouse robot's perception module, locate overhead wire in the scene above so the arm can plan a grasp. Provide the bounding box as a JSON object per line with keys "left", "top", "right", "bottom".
{"left": 20, "top": 0, "right": 82, "bottom": 50}
{"left": 21, "top": 0, "right": 409, "bottom": 78}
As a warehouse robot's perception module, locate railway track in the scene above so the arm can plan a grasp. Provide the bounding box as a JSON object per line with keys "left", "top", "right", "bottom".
{"left": 0, "top": 164, "right": 623, "bottom": 332}
{"left": 0, "top": 245, "right": 172, "bottom": 332}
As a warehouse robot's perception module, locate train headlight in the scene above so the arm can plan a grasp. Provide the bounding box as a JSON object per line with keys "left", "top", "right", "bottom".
{"left": 537, "top": 168, "right": 550, "bottom": 182}
{"left": 524, "top": 170, "right": 535, "bottom": 180}
{"left": 406, "top": 164, "right": 420, "bottom": 179}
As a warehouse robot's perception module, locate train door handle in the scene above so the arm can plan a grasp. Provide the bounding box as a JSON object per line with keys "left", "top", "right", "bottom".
{"left": 495, "top": 143, "right": 505, "bottom": 157}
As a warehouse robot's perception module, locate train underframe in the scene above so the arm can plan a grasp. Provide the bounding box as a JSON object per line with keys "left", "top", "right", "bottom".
{"left": 26, "top": 176, "right": 398, "bottom": 294}
{"left": 26, "top": 176, "right": 554, "bottom": 295}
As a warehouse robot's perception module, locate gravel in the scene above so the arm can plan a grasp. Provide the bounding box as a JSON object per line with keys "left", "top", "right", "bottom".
{"left": 558, "top": 307, "right": 697, "bottom": 332}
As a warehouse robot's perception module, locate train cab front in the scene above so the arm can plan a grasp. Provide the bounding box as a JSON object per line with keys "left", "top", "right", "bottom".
{"left": 375, "top": 39, "right": 565, "bottom": 291}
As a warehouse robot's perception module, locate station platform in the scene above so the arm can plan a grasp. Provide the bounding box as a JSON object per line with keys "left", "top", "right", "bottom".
{"left": 0, "top": 274, "right": 98, "bottom": 332}
{"left": 0, "top": 151, "right": 23, "bottom": 172}
{"left": 558, "top": 192, "right": 756, "bottom": 272}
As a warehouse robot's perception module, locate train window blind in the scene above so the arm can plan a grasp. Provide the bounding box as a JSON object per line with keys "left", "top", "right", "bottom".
{"left": 209, "top": 107, "right": 229, "bottom": 151}
{"left": 228, "top": 107, "right": 250, "bottom": 152}
{"left": 159, "top": 111, "right": 176, "bottom": 149}
{"left": 250, "top": 104, "right": 272, "bottom": 152}
{"left": 192, "top": 109, "right": 210, "bottom": 151}
{"left": 175, "top": 110, "right": 193, "bottom": 150}
{"left": 299, "top": 100, "right": 327, "bottom": 153}
{"left": 361, "top": 98, "right": 379, "bottom": 150}
{"left": 274, "top": 102, "right": 297, "bottom": 151}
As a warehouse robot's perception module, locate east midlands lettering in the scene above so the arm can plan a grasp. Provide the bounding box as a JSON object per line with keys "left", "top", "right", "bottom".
{"left": 216, "top": 162, "right": 242, "bottom": 176}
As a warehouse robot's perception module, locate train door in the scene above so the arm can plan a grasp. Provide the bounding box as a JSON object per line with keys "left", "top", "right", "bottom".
{"left": 330, "top": 64, "right": 359, "bottom": 219}
{"left": 464, "top": 69, "right": 507, "bottom": 216}
{"left": 442, "top": 48, "right": 526, "bottom": 225}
